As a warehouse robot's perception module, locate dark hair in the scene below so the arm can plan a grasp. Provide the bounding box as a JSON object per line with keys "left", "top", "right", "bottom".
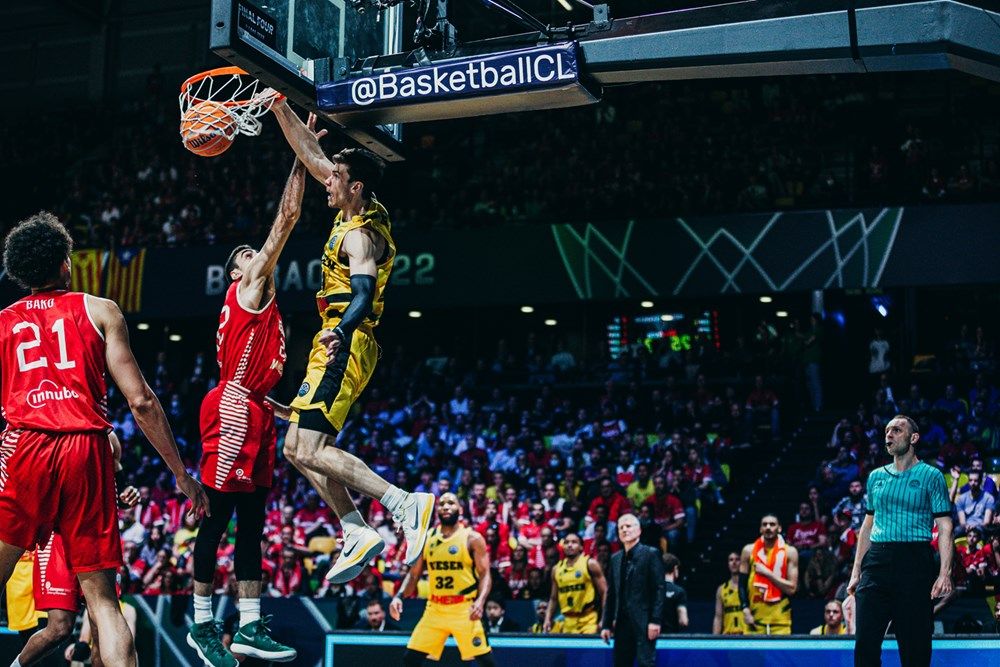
{"left": 224, "top": 244, "right": 252, "bottom": 285}
{"left": 366, "top": 599, "right": 384, "bottom": 609}
{"left": 4, "top": 211, "right": 72, "bottom": 289}
{"left": 662, "top": 553, "right": 681, "bottom": 572}
{"left": 331, "top": 148, "right": 385, "bottom": 199}
{"left": 891, "top": 414, "right": 919, "bottom": 435}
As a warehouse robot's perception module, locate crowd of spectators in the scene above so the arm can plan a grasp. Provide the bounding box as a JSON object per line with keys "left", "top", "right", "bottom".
{"left": 3, "top": 71, "right": 999, "bottom": 250}
{"left": 98, "top": 317, "right": 806, "bottom": 629}
{"left": 779, "top": 360, "right": 1000, "bottom": 619}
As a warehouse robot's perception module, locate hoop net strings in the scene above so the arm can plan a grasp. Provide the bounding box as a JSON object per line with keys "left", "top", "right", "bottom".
{"left": 179, "top": 72, "right": 280, "bottom": 138}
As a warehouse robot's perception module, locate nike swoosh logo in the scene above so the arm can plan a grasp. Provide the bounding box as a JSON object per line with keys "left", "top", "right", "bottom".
{"left": 342, "top": 542, "right": 358, "bottom": 559}
{"left": 410, "top": 507, "right": 420, "bottom": 531}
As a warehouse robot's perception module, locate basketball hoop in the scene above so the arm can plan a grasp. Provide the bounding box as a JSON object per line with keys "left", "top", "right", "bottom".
{"left": 178, "top": 66, "right": 284, "bottom": 141}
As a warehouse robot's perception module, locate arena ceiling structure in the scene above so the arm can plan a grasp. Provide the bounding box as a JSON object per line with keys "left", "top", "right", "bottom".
{"left": 208, "top": 0, "right": 1000, "bottom": 159}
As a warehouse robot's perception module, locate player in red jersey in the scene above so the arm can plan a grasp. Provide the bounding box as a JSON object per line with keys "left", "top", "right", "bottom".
{"left": 0, "top": 212, "right": 208, "bottom": 667}
{"left": 187, "top": 158, "right": 307, "bottom": 667}
{"left": 13, "top": 431, "right": 139, "bottom": 667}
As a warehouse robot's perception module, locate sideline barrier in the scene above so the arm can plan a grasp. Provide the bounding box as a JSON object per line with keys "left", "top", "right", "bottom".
{"left": 326, "top": 633, "right": 1000, "bottom": 667}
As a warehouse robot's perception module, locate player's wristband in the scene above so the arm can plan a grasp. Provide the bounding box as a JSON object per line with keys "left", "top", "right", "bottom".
{"left": 738, "top": 573, "right": 751, "bottom": 609}
{"left": 332, "top": 326, "right": 347, "bottom": 343}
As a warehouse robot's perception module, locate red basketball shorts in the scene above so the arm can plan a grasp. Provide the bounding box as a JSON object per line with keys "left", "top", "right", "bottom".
{"left": 33, "top": 533, "right": 82, "bottom": 612}
{"left": 0, "top": 429, "right": 122, "bottom": 573}
{"left": 199, "top": 384, "right": 276, "bottom": 492}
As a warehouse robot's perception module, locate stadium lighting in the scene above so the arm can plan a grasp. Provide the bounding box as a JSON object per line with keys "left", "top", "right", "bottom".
{"left": 169, "top": 334, "right": 182, "bottom": 342}
{"left": 660, "top": 314, "right": 674, "bottom": 322}
{"left": 759, "top": 296, "right": 773, "bottom": 303}
{"left": 877, "top": 305, "right": 888, "bottom": 318}
{"left": 556, "top": 0, "right": 573, "bottom": 10}
{"left": 408, "top": 310, "right": 422, "bottom": 318}
{"left": 137, "top": 323, "right": 150, "bottom": 330}
{"left": 776, "top": 311, "right": 789, "bottom": 318}
{"left": 640, "top": 300, "right": 654, "bottom": 308}
{"left": 544, "top": 319, "right": 557, "bottom": 326}
{"left": 520, "top": 306, "right": 534, "bottom": 313}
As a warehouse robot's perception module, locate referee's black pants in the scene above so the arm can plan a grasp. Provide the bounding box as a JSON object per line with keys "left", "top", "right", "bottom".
{"left": 854, "top": 542, "right": 936, "bottom": 667}
{"left": 613, "top": 614, "right": 657, "bottom": 667}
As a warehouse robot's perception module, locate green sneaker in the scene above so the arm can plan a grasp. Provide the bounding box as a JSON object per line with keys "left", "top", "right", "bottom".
{"left": 186, "top": 621, "right": 237, "bottom": 667}
{"left": 230, "top": 616, "right": 297, "bottom": 662}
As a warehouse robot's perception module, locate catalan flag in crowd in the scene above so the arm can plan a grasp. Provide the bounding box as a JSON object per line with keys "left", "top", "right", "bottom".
{"left": 104, "top": 247, "right": 147, "bottom": 313}
{"left": 70, "top": 249, "right": 106, "bottom": 295}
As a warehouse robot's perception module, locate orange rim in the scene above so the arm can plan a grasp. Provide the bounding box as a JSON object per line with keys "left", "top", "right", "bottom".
{"left": 180, "top": 66, "right": 284, "bottom": 108}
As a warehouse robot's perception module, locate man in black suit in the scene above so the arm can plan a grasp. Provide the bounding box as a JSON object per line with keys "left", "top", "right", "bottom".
{"left": 601, "top": 513, "right": 664, "bottom": 667}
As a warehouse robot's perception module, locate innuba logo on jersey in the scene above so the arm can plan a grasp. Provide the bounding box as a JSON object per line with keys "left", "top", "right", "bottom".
{"left": 27, "top": 380, "right": 81, "bottom": 409}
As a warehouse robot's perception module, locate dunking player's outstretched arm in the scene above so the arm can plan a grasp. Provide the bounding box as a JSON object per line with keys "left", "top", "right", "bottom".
{"left": 238, "top": 156, "right": 309, "bottom": 309}
{"left": 89, "top": 296, "right": 209, "bottom": 518}
{"left": 318, "top": 228, "right": 378, "bottom": 362}
{"left": 272, "top": 101, "right": 333, "bottom": 184}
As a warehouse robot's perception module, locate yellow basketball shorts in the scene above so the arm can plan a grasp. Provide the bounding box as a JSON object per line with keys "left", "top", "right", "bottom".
{"left": 290, "top": 325, "right": 378, "bottom": 433}
{"left": 561, "top": 611, "right": 598, "bottom": 634}
{"left": 407, "top": 604, "right": 491, "bottom": 661}
{"left": 5, "top": 558, "right": 45, "bottom": 632}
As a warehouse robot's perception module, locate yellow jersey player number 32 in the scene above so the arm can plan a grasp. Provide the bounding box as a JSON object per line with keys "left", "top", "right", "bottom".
{"left": 390, "top": 494, "right": 498, "bottom": 667}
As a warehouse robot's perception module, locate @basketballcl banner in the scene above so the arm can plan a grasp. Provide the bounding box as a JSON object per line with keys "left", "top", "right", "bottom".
{"left": 318, "top": 42, "right": 582, "bottom": 112}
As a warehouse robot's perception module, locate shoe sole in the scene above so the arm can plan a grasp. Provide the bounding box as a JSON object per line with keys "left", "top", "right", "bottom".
{"left": 186, "top": 634, "right": 237, "bottom": 667}
{"left": 325, "top": 535, "right": 385, "bottom": 584}
{"left": 404, "top": 494, "right": 436, "bottom": 567}
{"left": 230, "top": 643, "right": 297, "bottom": 662}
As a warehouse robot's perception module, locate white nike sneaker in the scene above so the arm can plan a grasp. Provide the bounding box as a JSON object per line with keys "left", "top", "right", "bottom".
{"left": 396, "top": 492, "right": 435, "bottom": 566}
{"left": 326, "top": 525, "right": 384, "bottom": 583}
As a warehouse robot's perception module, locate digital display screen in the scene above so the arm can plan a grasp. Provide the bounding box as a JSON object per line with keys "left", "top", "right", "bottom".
{"left": 608, "top": 310, "right": 719, "bottom": 360}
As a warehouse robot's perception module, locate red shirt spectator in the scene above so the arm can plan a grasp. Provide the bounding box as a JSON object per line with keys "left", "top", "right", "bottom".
{"left": 588, "top": 478, "right": 629, "bottom": 522}
{"left": 271, "top": 549, "right": 305, "bottom": 596}
{"left": 786, "top": 502, "right": 827, "bottom": 550}
{"left": 648, "top": 485, "right": 686, "bottom": 529}
{"left": 958, "top": 529, "right": 995, "bottom": 577}
{"left": 295, "top": 494, "right": 336, "bottom": 537}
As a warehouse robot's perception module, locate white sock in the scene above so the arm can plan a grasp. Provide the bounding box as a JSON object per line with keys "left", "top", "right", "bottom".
{"left": 380, "top": 485, "right": 409, "bottom": 515}
{"left": 11, "top": 658, "right": 23, "bottom": 667}
{"left": 340, "top": 510, "right": 367, "bottom": 531}
{"left": 194, "top": 594, "right": 213, "bottom": 624}
{"left": 238, "top": 597, "right": 261, "bottom": 627}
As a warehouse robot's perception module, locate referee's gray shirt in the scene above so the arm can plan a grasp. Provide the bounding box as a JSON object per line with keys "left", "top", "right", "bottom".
{"left": 866, "top": 461, "right": 951, "bottom": 543}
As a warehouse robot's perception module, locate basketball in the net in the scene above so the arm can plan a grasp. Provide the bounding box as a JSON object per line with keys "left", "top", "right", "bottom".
{"left": 180, "top": 100, "right": 236, "bottom": 157}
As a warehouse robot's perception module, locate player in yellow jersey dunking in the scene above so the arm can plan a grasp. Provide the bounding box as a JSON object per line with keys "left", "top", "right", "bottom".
{"left": 390, "top": 494, "right": 496, "bottom": 667}
{"left": 272, "top": 103, "right": 434, "bottom": 584}
{"left": 713, "top": 552, "right": 747, "bottom": 635}
{"left": 738, "top": 514, "right": 799, "bottom": 635}
{"left": 543, "top": 533, "right": 607, "bottom": 634}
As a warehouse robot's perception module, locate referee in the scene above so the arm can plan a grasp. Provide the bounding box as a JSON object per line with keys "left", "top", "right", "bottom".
{"left": 847, "top": 415, "right": 953, "bottom": 667}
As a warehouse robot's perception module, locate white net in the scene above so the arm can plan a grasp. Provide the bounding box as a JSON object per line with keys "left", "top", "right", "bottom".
{"left": 179, "top": 67, "right": 282, "bottom": 139}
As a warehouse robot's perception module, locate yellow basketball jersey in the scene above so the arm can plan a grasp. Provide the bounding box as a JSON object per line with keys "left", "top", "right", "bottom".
{"left": 719, "top": 580, "right": 747, "bottom": 634}
{"left": 749, "top": 554, "right": 792, "bottom": 627}
{"left": 554, "top": 556, "right": 596, "bottom": 615}
{"left": 319, "top": 198, "right": 395, "bottom": 327}
{"left": 424, "top": 526, "right": 478, "bottom": 601}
